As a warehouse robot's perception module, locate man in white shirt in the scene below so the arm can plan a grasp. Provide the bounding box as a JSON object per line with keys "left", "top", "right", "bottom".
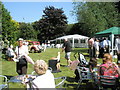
{"left": 103, "top": 37, "right": 111, "bottom": 53}
{"left": 115, "top": 35, "right": 120, "bottom": 63}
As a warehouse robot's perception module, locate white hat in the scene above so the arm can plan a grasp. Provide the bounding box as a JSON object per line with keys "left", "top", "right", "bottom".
{"left": 18, "top": 38, "right": 23, "bottom": 41}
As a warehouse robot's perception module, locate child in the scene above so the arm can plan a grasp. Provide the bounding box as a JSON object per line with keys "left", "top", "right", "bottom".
{"left": 89, "top": 58, "right": 97, "bottom": 72}
{"left": 51, "top": 52, "right": 61, "bottom": 72}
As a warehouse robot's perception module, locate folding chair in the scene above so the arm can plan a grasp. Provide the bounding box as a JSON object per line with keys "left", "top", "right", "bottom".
{"left": 99, "top": 75, "right": 119, "bottom": 90}
{"left": 0, "top": 75, "right": 8, "bottom": 89}
{"left": 55, "top": 76, "right": 66, "bottom": 88}
{"left": 76, "top": 66, "right": 93, "bottom": 89}
{"left": 74, "top": 53, "right": 93, "bottom": 88}
{"left": 78, "top": 53, "right": 88, "bottom": 66}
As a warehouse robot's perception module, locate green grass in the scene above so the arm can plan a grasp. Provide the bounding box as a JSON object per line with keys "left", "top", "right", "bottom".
{"left": 1, "top": 48, "right": 117, "bottom": 89}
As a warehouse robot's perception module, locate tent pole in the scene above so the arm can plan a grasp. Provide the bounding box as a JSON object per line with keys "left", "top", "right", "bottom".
{"left": 111, "top": 34, "right": 114, "bottom": 56}
{"left": 72, "top": 38, "right": 74, "bottom": 48}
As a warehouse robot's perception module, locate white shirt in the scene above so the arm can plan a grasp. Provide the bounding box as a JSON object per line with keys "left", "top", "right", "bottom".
{"left": 15, "top": 45, "right": 29, "bottom": 57}
{"left": 32, "top": 70, "right": 55, "bottom": 88}
{"left": 6, "top": 48, "right": 15, "bottom": 57}
{"left": 103, "top": 40, "right": 111, "bottom": 48}
{"left": 115, "top": 38, "right": 120, "bottom": 51}
{"left": 93, "top": 41, "right": 99, "bottom": 51}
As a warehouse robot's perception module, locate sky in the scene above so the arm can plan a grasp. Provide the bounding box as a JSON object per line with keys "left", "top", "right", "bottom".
{"left": 3, "top": 2, "right": 77, "bottom": 24}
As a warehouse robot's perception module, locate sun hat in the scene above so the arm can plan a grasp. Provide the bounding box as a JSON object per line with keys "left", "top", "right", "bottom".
{"left": 18, "top": 38, "right": 23, "bottom": 41}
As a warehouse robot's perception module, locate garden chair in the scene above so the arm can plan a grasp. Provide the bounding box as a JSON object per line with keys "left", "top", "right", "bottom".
{"left": 74, "top": 53, "right": 94, "bottom": 89}
{"left": 54, "top": 76, "right": 66, "bottom": 88}
{"left": 76, "top": 66, "right": 93, "bottom": 89}
{"left": 0, "top": 75, "right": 8, "bottom": 89}
{"left": 27, "top": 75, "right": 66, "bottom": 88}
{"left": 98, "top": 75, "right": 120, "bottom": 90}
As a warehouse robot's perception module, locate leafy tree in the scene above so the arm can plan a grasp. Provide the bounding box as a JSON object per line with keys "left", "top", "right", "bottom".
{"left": 1, "top": 2, "right": 19, "bottom": 44}
{"left": 18, "top": 22, "right": 37, "bottom": 40}
{"left": 73, "top": 2, "right": 119, "bottom": 36}
{"left": 65, "top": 24, "right": 74, "bottom": 34}
{"left": 34, "top": 6, "right": 67, "bottom": 41}
{"left": 68, "top": 23, "right": 88, "bottom": 36}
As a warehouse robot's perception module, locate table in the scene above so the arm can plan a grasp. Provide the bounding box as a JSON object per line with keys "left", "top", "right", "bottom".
{"left": 8, "top": 75, "right": 37, "bottom": 88}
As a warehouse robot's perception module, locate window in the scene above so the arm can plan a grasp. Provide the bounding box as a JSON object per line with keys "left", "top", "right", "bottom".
{"left": 80, "top": 39, "right": 85, "bottom": 43}
{"left": 74, "top": 39, "right": 78, "bottom": 43}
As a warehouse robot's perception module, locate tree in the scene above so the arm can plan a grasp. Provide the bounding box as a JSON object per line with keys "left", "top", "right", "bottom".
{"left": 18, "top": 22, "right": 37, "bottom": 40}
{"left": 34, "top": 6, "right": 67, "bottom": 41}
{"left": 73, "top": 2, "right": 119, "bottom": 36}
{"left": 1, "top": 2, "right": 19, "bottom": 44}
{"left": 68, "top": 23, "right": 88, "bottom": 36}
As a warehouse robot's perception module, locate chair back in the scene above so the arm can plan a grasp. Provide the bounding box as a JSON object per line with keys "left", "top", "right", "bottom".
{"left": 99, "top": 75, "right": 118, "bottom": 89}
{"left": 0, "top": 75, "right": 8, "bottom": 89}
{"left": 78, "top": 53, "right": 88, "bottom": 66}
{"left": 55, "top": 76, "right": 66, "bottom": 88}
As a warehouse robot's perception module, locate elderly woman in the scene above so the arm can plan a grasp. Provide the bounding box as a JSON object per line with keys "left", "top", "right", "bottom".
{"left": 98, "top": 53, "right": 120, "bottom": 77}
{"left": 14, "top": 38, "right": 34, "bottom": 75}
{"left": 31, "top": 60, "right": 55, "bottom": 88}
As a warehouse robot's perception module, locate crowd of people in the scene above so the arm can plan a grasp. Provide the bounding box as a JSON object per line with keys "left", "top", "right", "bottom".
{"left": 2, "top": 35, "right": 120, "bottom": 89}
{"left": 88, "top": 36, "right": 120, "bottom": 63}
{"left": 88, "top": 37, "right": 111, "bottom": 59}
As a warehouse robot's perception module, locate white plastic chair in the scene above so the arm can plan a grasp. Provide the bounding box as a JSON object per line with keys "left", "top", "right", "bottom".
{"left": 0, "top": 75, "right": 8, "bottom": 89}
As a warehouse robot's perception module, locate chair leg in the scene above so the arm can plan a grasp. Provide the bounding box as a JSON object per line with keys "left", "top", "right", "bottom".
{"left": 77, "top": 79, "right": 82, "bottom": 89}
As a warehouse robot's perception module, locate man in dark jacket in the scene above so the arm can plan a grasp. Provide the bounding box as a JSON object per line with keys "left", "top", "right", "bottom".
{"left": 62, "top": 38, "right": 72, "bottom": 66}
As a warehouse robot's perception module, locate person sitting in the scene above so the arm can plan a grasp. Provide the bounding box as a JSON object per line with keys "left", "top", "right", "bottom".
{"left": 31, "top": 60, "right": 55, "bottom": 88}
{"left": 89, "top": 58, "right": 97, "bottom": 73}
{"left": 98, "top": 53, "right": 120, "bottom": 78}
{"left": 6, "top": 45, "right": 15, "bottom": 61}
{"left": 51, "top": 52, "right": 61, "bottom": 72}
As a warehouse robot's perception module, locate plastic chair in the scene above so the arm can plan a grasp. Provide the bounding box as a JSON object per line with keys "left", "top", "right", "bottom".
{"left": 54, "top": 76, "right": 66, "bottom": 88}
{"left": 99, "top": 75, "right": 119, "bottom": 90}
{"left": 0, "top": 75, "right": 8, "bottom": 89}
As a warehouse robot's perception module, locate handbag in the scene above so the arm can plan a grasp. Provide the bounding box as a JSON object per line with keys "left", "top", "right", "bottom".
{"left": 18, "top": 46, "right": 27, "bottom": 65}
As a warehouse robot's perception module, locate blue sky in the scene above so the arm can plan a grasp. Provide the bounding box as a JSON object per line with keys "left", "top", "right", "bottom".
{"left": 3, "top": 2, "right": 77, "bottom": 24}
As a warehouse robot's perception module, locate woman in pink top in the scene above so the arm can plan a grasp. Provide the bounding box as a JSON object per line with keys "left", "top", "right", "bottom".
{"left": 98, "top": 53, "right": 120, "bottom": 78}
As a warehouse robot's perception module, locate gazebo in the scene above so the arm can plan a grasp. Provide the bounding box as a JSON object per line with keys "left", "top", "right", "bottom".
{"left": 51, "top": 34, "right": 89, "bottom": 48}
{"left": 95, "top": 27, "right": 120, "bottom": 55}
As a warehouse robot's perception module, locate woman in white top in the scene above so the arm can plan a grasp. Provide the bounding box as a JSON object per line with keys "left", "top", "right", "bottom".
{"left": 15, "top": 38, "right": 34, "bottom": 75}
{"left": 31, "top": 60, "right": 55, "bottom": 88}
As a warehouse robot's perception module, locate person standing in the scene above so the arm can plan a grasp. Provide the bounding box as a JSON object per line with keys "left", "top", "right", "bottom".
{"left": 62, "top": 38, "right": 72, "bottom": 66}
{"left": 115, "top": 35, "right": 120, "bottom": 63}
{"left": 103, "top": 37, "right": 111, "bottom": 53}
{"left": 88, "top": 37, "right": 95, "bottom": 58}
{"left": 14, "top": 38, "right": 32, "bottom": 75}
{"left": 93, "top": 38, "right": 99, "bottom": 59}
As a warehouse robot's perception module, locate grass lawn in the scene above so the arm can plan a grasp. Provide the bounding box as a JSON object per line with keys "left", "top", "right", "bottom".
{"left": 1, "top": 48, "right": 117, "bottom": 89}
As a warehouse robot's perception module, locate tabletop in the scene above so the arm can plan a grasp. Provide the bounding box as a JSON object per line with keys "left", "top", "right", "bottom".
{"left": 8, "top": 75, "right": 37, "bottom": 83}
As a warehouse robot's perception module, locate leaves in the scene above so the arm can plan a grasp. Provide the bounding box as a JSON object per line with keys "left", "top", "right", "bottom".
{"left": 1, "top": 2, "right": 19, "bottom": 44}
{"left": 34, "top": 6, "right": 67, "bottom": 41}
{"left": 73, "top": 2, "right": 119, "bottom": 37}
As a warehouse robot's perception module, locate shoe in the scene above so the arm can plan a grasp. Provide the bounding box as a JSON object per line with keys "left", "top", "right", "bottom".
{"left": 57, "top": 70, "right": 62, "bottom": 72}
{"left": 65, "top": 65, "right": 69, "bottom": 67}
